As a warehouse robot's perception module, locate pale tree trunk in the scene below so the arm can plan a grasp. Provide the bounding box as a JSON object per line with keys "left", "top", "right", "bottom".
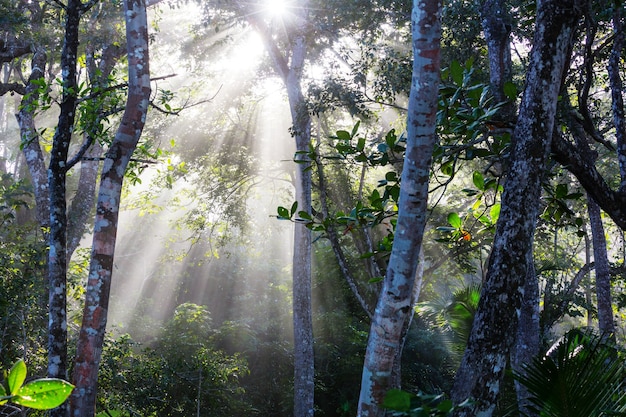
{"left": 16, "top": 48, "right": 49, "bottom": 229}
{"left": 357, "top": 1, "right": 442, "bottom": 415}
{"left": 587, "top": 196, "right": 615, "bottom": 334}
{"left": 67, "top": 42, "right": 123, "bottom": 257}
{"left": 248, "top": 4, "right": 315, "bottom": 415}
{"left": 450, "top": 1, "right": 582, "bottom": 416}
{"left": 70, "top": 1, "right": 151, "bottom": 416}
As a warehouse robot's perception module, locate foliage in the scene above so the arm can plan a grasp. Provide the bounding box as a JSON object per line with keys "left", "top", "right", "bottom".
{"left": 0, "top": 359, "right": 73, "bottom": 410}
{"left": 514, "top": 328, "right": 626, "bottom": 417}
{"left": 97, "top": 305, "right": 251, "bottom": 417}
{"left": 0, "top": 174, "right": 47, "bottom": 370}
{"left": 382, "top": 389, "right": 470, "bottom": 417}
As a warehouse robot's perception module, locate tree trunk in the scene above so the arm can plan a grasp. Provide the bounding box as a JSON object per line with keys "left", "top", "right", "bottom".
{"left": 357, "top": 1, "right": 442, "bottom": 415}
{"left": 16, "top": 48, "right": 49, "bottom": 229}
{"left": 70, "top": 1, "right": 151, "bottom": 416}
{"left": 48, "top": 3, "right": 81, "bottom": 416}
{"left": 450, "top": 1, "right": 582, "bottom": 415}
{"left": 511, "top": 250, "right": 540, "bottom": 417}
{"left": 608, "top": 2, "right": 626, "bottom": 191}
{"left": 247, "top": 5, "right": 315, "bottom": 415}
{"left": 587, "top": 196, "right": 615, "bottom": 334}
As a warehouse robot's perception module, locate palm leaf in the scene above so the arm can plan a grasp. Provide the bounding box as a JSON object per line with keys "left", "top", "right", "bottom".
{"left": 515, "top": 328, "right": 626, "bottom": 417}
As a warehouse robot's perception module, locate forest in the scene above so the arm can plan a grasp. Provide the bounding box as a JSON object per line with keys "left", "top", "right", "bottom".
{"left": 1, "top": 0, "right": 626, "bottom": 416}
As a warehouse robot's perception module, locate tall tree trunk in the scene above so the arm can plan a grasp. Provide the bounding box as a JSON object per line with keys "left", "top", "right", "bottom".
{"left": 587, "top": 196, "right": 615, "bottom": 334}
{"left": 48, "top": 3, "right": 81, "bottom": 416}
{"left": 16, "top": 48, "right": 49, "bottom": 229}
{"left": 70, "top": 1, "right": 151, "bottom": 415}
{"left": 248, "top": 5, "right": 315, "bottom": 415}
{"left": 450, "top": 1, "right": 582, "bottom": 415}
{"left": 608, "top": 1, "right": 626, "bottom": 191}
{"left": 357, "top": 1, "right": 442, "bottom": 415}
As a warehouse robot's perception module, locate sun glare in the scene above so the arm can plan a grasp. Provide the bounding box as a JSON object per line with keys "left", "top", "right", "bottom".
{"left": 264, "top": 0, "right": 289, "bottom": 19}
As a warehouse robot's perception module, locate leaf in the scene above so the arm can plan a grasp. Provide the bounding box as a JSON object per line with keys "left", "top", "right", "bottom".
{"left": 350, "top": 121, "right": 360, "bottom": 137}
{"left": 335, "top": 130, "right": 351, "bottom": 141}
{"left": 450, "top": 60, "right": 463, "bottom": 86}
{"left": 8, "top": 360, "right": 26, "bottom": 394}
{"left": 447, "top": 212, "right": 462, "bottom": 229}
{"left": 555, "top": 183, "right": 568, "bottom": 199}
{"left": 472, "top": 171, "right": 485, "bottom": 191}
{"left": 0, "top": 384, "right": 7, "bottom": 405}
{"left": 297, "top": 211, "right": 312, "bottom": 220}
{"left": 13, "top": 379, "right": 74, "bottom": 410}
{"left": 356, "top": 136, "right": 366, "bottom": 152}
{"left": 490, "top": 204, "right": 501, "bottom": 223}
{"left": 503, "top": 81, "right": 517, "bottom": 100}
{"left": 277, "top": 206, "right": 290, "bottom": 219}
{"left": 382, "top": 389, "right": 412, "bottom": 412}
{"left": 290, "top": 201, "right": 298, "bottom": 217}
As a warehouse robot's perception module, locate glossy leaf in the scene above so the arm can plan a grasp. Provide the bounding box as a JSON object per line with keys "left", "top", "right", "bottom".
{"left": 472, "top": 171, "right": 484, "bottom": 191}
{"left": 447, "top": 212, "right": 462, "bottom": 229}
{"left": 7, "top": 359, "right": 26, "bottom": 395}
{"left": 12, "top": 378, "right": 74, "bottom": 410}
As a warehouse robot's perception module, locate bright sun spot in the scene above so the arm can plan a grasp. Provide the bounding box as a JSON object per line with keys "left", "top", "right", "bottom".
{"left": 264, "top": 0, "right": 289, "bottom": 18}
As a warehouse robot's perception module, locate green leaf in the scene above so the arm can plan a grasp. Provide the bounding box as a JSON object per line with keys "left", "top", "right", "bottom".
{"left": 490, "top": 204, "right": 501, "bottom": 223}
{"left": 290, "top": 201, "right": 298, "bottom": 217}
{"left": 8, "top": 360, "right": 26, "bottom": 394}
{"left": 472, "top": 171, "right": 484, "bottom": 190}
{"left": 335, "top": 130, "right": 351, "bottom": 141}
{"left": 450, "top": 60, "right": 463, "bottom": 86}
{"left": 277, "top": 206, "right": 290, "bottom": 219}
{"left": 356, "top": 136, "right": 366, "bottom": 152}
{"left": 447, "top": 212, "right": 462, "bottom": 229}
{"left": 298, "top": 211, "right": 312, "bottom": 220}
{"left": 350, "top": 121, "right": 360, "bottom": 137}
{"left": 503, "top": 81, "right": 517, "bottom": 100}
{"left": 382, "top": 389, "right": 412, "bottom": 412}
{"left": 13, "top": 379, "right": 74, "bottom": 410}
{"left": 555, "top": 183, "right": 568, "bottom": 199}
{"left": 0, "top": 384, "right": 7, "bottom": 405}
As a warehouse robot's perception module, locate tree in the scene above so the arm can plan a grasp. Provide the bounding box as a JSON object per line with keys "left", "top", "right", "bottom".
{"left": 71, "top": 0, "right": 152, "bottom": 415}
{"left": 450, "top": 1, "right": 583, "bottom": 415}
{"left": 356, "top": 0, "right": 442, "bottom": 415}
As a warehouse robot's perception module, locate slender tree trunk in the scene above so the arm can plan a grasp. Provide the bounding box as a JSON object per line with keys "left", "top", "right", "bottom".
{"left": 608, "top": 2, "right": 626, "bottom": 191}
{"left": 587, "top": 196, "right": 615, "bottom": 334}
{"left": 16, "top": 48, "right": 49, "bottom": 229}
{"left": 450, "top": 1, "right": 582, "bottom": 415}
{"left": 70, "top": 1, "right": 151, "bottom": 416}
{"left": 248, "top": 5, "right": 315, "bottom": 415}
{"left": 48, "top": 3, "right": 82, "bottom": 416}
{"left": 357, "top": 1, "right": 442, "bottom": 415}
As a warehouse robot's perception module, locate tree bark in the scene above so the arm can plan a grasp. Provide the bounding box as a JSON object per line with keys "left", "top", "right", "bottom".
{"left": 247, "top": 5, "right": 315, "bottom": 415}
{"left": 357, "top": 0, "right": 442, "bottom": 415}
{"left": 511, "top": 250, "right": 540, "bottom": 417}
{"left": 451, "top": 1, "right": 582, "bottom": 415}
{"left": 48, "top": 3, "right": 82, "bottom": 417}
{"left": 70, "top": 1, "right": 151, "bottom": 416}
{"left": 16, "top": 48, "right": 49, "bottom": 229}
{"left": 608, "top": 2, "right": 626, "bottom": 192}
{"left": 587, "top": 196, "right": 615, "bottom": 334}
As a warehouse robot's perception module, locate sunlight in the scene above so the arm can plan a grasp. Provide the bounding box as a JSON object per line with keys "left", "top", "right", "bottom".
{"left": 263, "top": 0, "right": 290, "bottom": 19}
